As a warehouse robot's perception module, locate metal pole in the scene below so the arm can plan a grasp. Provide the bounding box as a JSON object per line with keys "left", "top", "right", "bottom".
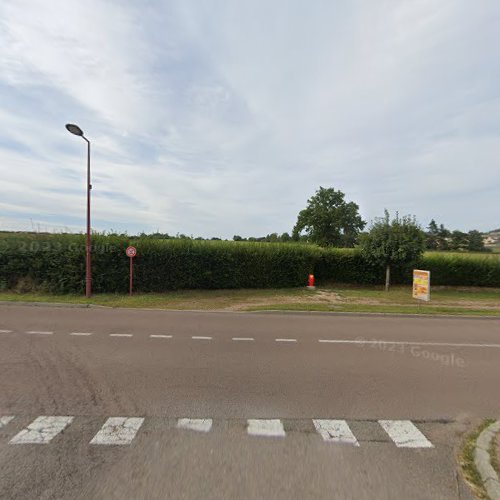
{"left": 129, "top": 257, "right": 133, "bottom": 296}
{"left": 84, "top": 137, "right": 92, "bottom": 298}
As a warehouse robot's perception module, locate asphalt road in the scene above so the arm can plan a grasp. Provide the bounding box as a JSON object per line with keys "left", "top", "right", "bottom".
{"left": 1, "top": 304, "right": 498, "bottom": 499}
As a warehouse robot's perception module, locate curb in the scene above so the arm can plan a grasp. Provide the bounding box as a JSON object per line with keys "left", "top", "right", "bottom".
{"left": 474, "top": 420, "right": 500, "bottom": 500}
{"left": 0, "top": 301, "right": 110, "bottom": 309}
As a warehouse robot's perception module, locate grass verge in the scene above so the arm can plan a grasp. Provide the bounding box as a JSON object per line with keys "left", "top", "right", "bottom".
{"left": 458, "top": 419, "right": 496, "bottom": 500}
{"left": 244, "top": 303, "right": 500, "bottom": 316}
{"left": 0, "top": 285, "right": 498, "bottom": 315}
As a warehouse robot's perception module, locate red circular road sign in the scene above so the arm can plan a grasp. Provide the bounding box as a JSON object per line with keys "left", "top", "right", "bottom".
{"left": 126, "top": 246, "right": 137, "bottom": 258}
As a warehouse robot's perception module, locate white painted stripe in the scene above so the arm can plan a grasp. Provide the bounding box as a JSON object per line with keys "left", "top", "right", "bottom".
{"left": 313, "top": 419, "right": 359, "bottom": 446}
{"left": 177, "top": 418, "right": 213, "bottom": 433}
{"left": 26, "top": 331, "right": 53, "bottom": 335}
{"left": 247, "top": 419, "right": 286, "bottom": 437}
{"left": 192, "top": 336, "right": 212, "bottom": 340}
{"left": 149, "top": 334, "right": 173, "bottom": 339}
{"left": 318, "top": 339, "right": 500, "bottom": 349}
{"left": 0, "top": 416, "right": 15, "bottom": 428}
{"left": 232, "top": 337, "right": 254, "bottom": 341}
{"left": 70, "top": 332, "right": 93, "bottom": 336}
{"left": 10, "top": 416, "right": 74, "bottom": 444}
{"left": 90, "top": 417, "right": 144, "bottom": 445}
{"left": 379, "top": 420, "right": 434, "bottom": 448}
{"left": 0, "top": 329, "right": 13, "bottom": 334}
{"left": 275, "top": 338, "right": 297, "bottom": 342}
{"left": 109, "top": 333, "right": 133, "bottom": 337}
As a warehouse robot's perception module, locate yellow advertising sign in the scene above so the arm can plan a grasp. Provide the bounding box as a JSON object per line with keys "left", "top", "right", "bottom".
{"left": 413, "top": 269, "right": 430, "bottom": 301}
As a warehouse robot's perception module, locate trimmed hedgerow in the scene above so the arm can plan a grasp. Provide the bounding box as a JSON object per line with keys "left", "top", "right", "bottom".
{"left": 0, "top": 234, "right": 320, "bottom": 293}
{"left": 0, "top": 233, "right": 498, "bottom": 292}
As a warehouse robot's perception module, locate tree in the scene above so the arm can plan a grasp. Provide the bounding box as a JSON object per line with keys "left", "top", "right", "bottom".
{"left": 450, "top": 230, "right": 468, "bottom": 251}
{"left": 425, "top": 219, "right": 439, "bottom": 250}
{"left": 437, "top": 224, "right": 450, "bottom": 250}
{"left": 467, "top": 230, "right": 485, "bottom": 252}
{"left": 360, "top": 210, "right": 426, "bottom": 291}
{"left": 292, "top": 187, "right": 365, "bottom": 247}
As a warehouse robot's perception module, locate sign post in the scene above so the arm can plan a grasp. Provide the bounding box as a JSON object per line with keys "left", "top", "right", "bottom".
{"left": 412, "top": 269, "right": 430, "bottom": 302}
{"left": 125, "top": 246, "right": 137, "bottom": 296}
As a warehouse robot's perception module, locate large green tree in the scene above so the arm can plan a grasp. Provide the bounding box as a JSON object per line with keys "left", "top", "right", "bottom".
{"left": 467, "top": 230, "right": 485, "bottom": 252}
{"left": 360, "top": 210, "right": 426, "bottom": 291}
{"left": 292, "top": 187, "right": 365, "bottom": 247}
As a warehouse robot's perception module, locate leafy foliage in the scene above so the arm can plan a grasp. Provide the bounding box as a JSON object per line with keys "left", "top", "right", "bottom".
{"left": 425, "top": 220, "right": 486, "bottom": 252}
{"left": 1, "top": 233, "right": 499, "bottom": 293}
{"left": 292, "top": 187, "right": 365, "bottom": 247}
{"left": 360, "top": 211, "right": 426, "bottom": 289}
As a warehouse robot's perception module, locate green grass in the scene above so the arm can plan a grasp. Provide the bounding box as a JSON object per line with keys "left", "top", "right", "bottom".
{"left": 425, "top": 251, "right": 500, "bottom": 259}
{"left": 0, "top": 288, "right": 307, "bottom": 310}
{"left": 458, "top": 419, "right": 496, "bottom": 500}
{"left": 245, "top": 303, "right": 500, "bottom": 316}
{"left": 334, "top": 286, "right": 500, "bottom": 303}
{"left": 0, "top": 285, "right": 498, "bottom": 316}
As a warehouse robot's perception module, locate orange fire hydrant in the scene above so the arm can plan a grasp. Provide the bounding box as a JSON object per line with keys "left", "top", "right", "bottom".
{"left": 307, "top": 274, "right": 316, "bottom": 289}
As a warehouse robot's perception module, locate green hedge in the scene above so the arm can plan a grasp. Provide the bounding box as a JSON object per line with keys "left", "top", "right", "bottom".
{"left": 316, "top": 248, "right": 500, "bottom": 287}
{"left": 0, "top": 234, "right": 498, "bottom": 292}
{"left": 0, "top": 235, "right": 320, "bottom": 293}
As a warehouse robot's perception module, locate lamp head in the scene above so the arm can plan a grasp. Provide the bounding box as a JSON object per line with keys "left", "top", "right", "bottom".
{"left": 65, "top": 123, "right": 84, "bottom": 136}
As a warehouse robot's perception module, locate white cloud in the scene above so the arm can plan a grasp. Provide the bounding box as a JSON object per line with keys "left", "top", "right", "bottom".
{"left": 0, "top": 0, "right": 499, "bottom": 237}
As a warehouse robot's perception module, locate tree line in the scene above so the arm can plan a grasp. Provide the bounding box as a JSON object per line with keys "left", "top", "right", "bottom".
{"left": 137, "top": 186, "right": 487, "bottom": 253}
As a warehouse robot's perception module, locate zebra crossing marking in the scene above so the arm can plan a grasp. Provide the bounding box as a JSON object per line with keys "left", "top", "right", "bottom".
{"left": 90, "top": 417, "right": 145, "bottom": 445}
{"left": 313, "top": 419, "right": 359, "bottom": 446}
{"left": 0, "top": 416, "right": 15, "bottom": 428}
{"left": 177, "top": 418, "right": 213, "bottom": 433}
{"left": 9, "top": 416, "right": 74, "bottom": 444}
{"left": 247, "top": 419, "right": 286, "bottom": 437}
{"left": 378, "top": 420, "right": 434, "bottom": 448}
{"left": 3, "top": 416, "right": 435, "bottom": 448}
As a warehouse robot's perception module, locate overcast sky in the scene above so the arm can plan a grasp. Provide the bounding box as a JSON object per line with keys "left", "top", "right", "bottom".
{"left": 1, "top": 0, "right": 499, "bottom": 237}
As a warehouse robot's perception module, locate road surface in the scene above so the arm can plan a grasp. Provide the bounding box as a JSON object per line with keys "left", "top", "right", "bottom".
{"left": 1, "top": 304, "right": 498, "bottom": 499}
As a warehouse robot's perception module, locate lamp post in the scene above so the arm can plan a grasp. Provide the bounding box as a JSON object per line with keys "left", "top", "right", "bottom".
{"left": 65, "top": 123, "right": 92, "bottom": 298}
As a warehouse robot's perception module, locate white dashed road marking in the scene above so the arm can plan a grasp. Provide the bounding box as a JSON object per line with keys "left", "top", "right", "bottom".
{"left": 150, "top": 334, "right": 173, "bottom": 339}
{"left": 247, "top": 419, "right": 286, "bottom": 437}
{"left": 313, "top": 419, "right": 360, "bottom": 446}
{"left": 90, "top": 417, "right": 144, "bottom": 445}
{"left": 192, "top": 336, "right": 212, "bottom": 340}
{"left": 0, "top": 416, "right": 15, "bottom": 428}
{"left": 318, "top": 339, "right": 500, "bottom": 349}
{"left": 70, "top": 332, "right": 93, "bottom": 336}
{"left": 0, "top": 330, "right": 13, "bottom": 334}
{"left": 232, "top": 337, "right": 255, "bottom": 341}
{"left": 177, "top": 418, "right": 213, "bottom": 433}
{"left": 10, "top": 416, "right": 74, "bottom": 444}
{"left": 109, "top": 334, "right": 133, "bottom": 337}
{"left": 275, "top": 338, "right": 297, "bottom": 343}
{"left": 379, "top": 420, "right": 434, "bottom": 448}
{"left": 26, "top": 331, "right": 53, "bottom": 335}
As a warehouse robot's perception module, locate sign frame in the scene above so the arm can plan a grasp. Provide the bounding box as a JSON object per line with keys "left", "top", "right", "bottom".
{"left": 412, "top": 269, "right": 430, "bottom": 302}
{"left": 126, "top": 246, "right": 137, "bottom": 258}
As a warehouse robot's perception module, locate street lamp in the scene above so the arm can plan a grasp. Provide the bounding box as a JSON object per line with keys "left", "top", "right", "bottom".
{"left": 65, "top": 123, "right": 92, "bottom": 298}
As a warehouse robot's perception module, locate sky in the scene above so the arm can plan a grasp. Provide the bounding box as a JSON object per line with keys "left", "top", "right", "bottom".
{"left": 0, "top": 0, "right": 499, "bottom": 238}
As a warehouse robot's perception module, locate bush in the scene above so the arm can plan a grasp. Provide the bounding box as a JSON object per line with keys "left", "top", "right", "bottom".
{"left": 0, "top": 233, "right": 498, "bottom": 293}
{"left": 0, "top": 234, "right": 321, "bottom": 293}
